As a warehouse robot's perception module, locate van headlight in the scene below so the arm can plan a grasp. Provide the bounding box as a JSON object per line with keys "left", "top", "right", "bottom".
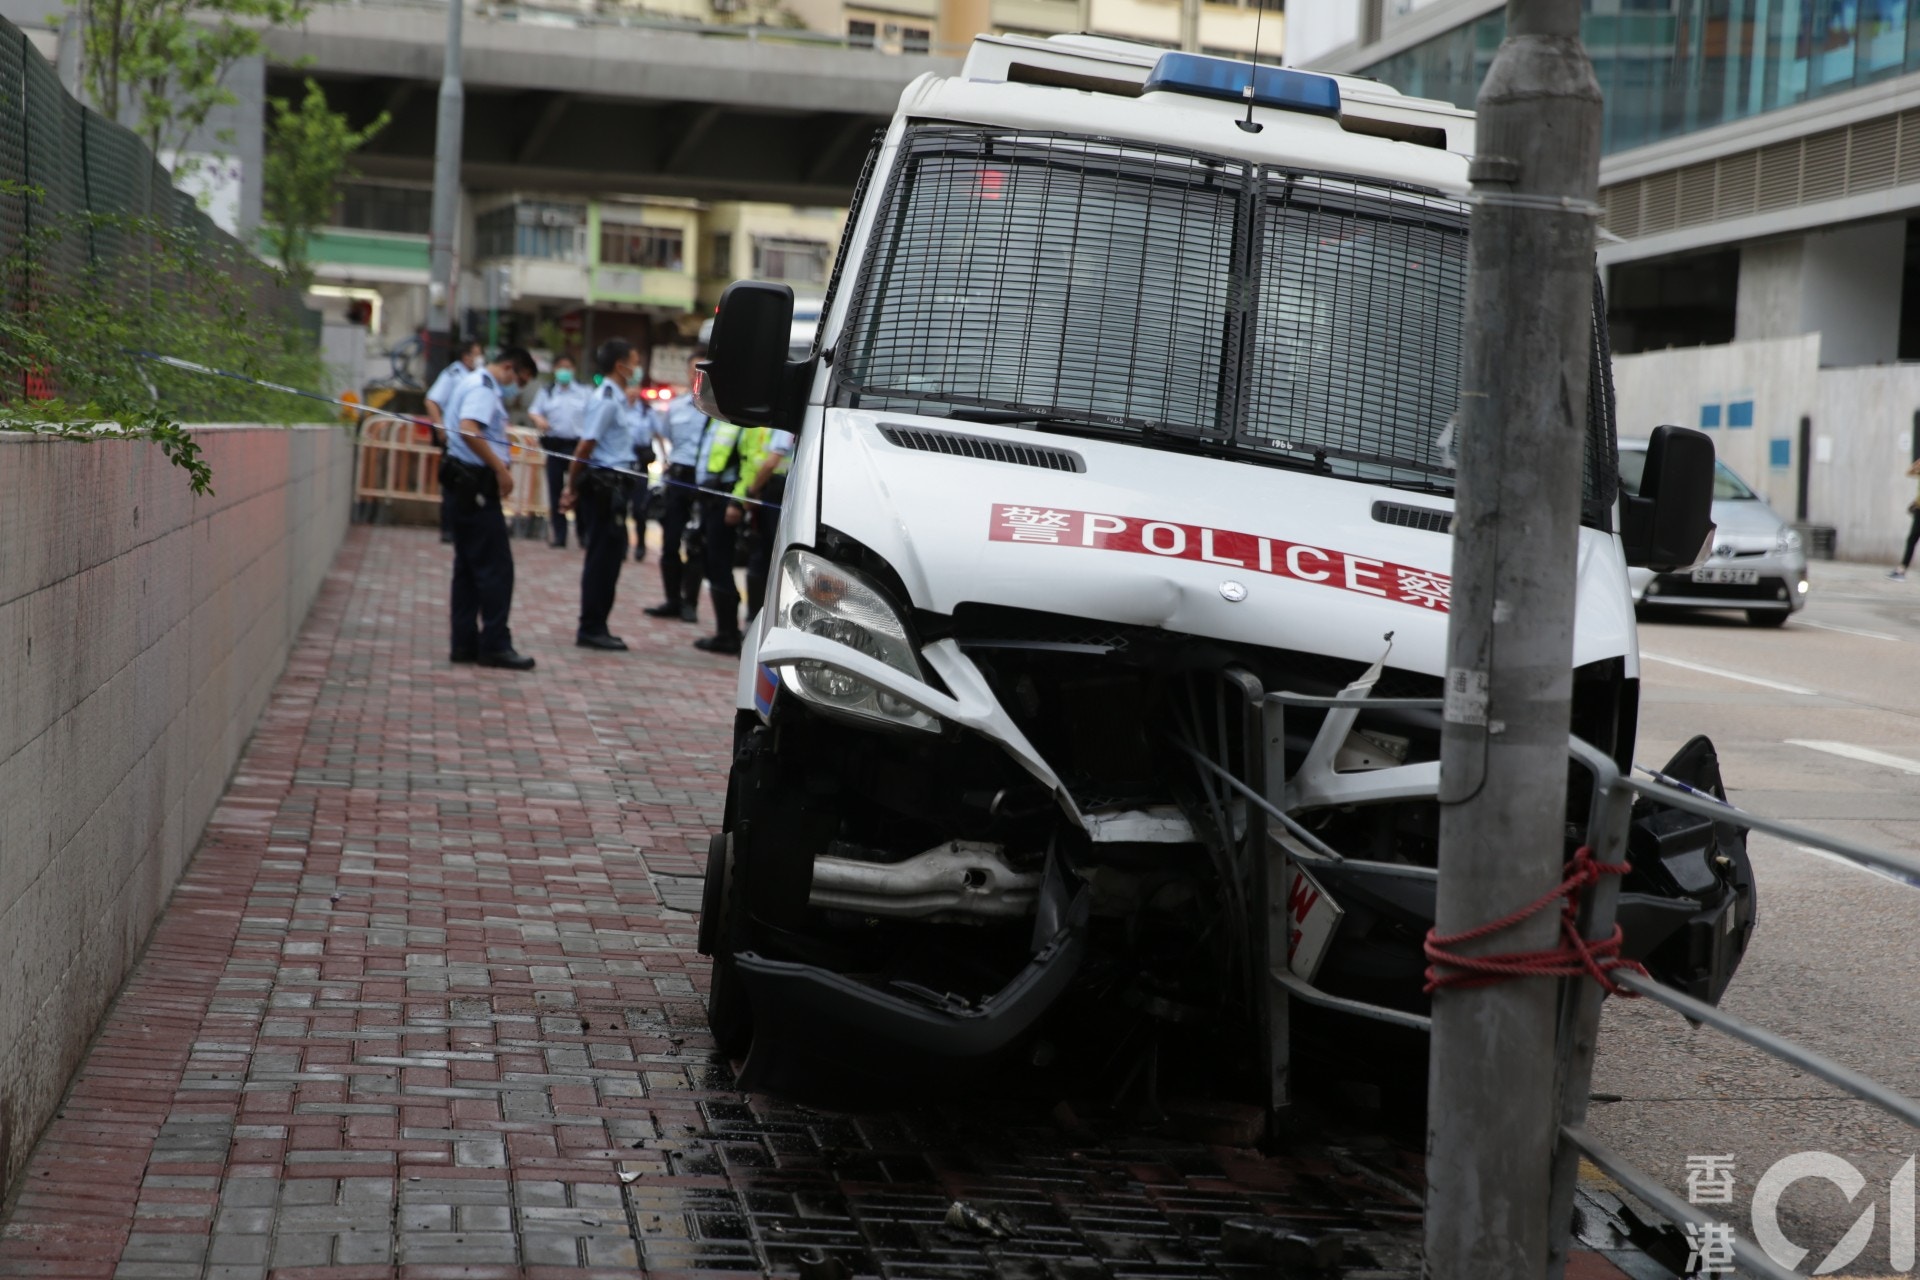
{"left": 1775, "top": 527, "right": 1802, "bottom": 554}
{"left": 777, "top": 548, "right": 937, "bottom": 732}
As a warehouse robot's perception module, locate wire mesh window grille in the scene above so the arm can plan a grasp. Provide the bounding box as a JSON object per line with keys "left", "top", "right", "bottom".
{"left": 1585, "top": 276, "right": 1620, "bottom": 526}
{"left": 810, "top": 132, "right": 881, "bottom": 357}
{"left": 1242, "top": 175, "right": 1468, "bottom": 486}
{"left": 839, "top": 128, "right": 1244, "bottom": 436}
{"left": 837, "top": 125, "right": 1615, "bottom": 511}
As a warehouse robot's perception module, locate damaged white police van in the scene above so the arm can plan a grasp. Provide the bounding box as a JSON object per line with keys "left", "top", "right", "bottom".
{"left": 691, "top": 33, "right": 1756, "bottom": 1106}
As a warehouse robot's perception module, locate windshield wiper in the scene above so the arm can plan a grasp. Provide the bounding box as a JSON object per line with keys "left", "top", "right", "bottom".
{"left": 942, "top": 406, "right": 1218, "bottom": 445}
{"left": 943, "top": 407, "right": 1109, "bottom": 430}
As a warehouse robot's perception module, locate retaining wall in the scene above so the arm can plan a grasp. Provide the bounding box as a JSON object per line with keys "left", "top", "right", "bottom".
{"left": 0, "top": 424, "right": 351, "bottom": 1189}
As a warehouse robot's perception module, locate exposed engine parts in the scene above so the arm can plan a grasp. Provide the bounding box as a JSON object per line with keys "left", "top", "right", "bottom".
{"left": 808, "top": 841, "right": 1041, "bottom": 921}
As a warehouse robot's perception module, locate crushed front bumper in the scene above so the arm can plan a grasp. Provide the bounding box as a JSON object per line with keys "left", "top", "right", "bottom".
{"left": 731, "top": 892, "right": 1091, "bottom": 1098}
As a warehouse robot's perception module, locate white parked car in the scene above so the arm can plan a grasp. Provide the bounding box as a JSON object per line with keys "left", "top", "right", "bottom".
{"left": 1621, "top": 440, "right": 1809, "bottom": 627}
{"left": 691, "top": 33, "right": 1756, "bottom": 1105}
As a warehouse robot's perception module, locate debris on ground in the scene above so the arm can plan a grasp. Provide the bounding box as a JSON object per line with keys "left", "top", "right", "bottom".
{"left": 945, "top": 1201, "right": 1020, "bottom": 1239}
{"left": 1220, "top": 1218, "right": 1346, "bottom": 1273}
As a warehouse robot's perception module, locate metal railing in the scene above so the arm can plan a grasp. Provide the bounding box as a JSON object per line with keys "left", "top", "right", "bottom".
{"left": 1203, "top": 676, "right": 1920, "bottom": 1278}
{"left": 1549, "top": 741, "right": 1920, "bottom": 1280}
{"left": 355, "top": 415, "right": 442, "bottom": 510}
{"left": 353, "top": 415, "right": 551, "bottom": 529}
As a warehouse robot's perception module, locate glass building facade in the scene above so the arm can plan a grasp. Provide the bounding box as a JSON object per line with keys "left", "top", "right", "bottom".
{"left": 1363, "top": 0, "right": 1919, "bottom": 155}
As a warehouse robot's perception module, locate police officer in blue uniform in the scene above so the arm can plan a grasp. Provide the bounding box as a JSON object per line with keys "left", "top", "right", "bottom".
{"left": 644, "top": 350, "right": 711, "bottom": 623}
{"left": 560, "top": 338, "right": 642, "bottom": 651}
{"left": 424, "top": 338, "right": 483, "bottom": 544}
{"left": 528, "top": 353, "right": 592, "bottom": 548}
{"left": 444, "top": 346, "right": 539, "bottom": 670}
{"left": 691, "top": 414, "right": 745, "bottom": 655}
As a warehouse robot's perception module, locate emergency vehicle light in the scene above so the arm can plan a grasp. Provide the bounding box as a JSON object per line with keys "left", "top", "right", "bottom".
{"left": 1143, "top": 53, "right": 1341, "bottom": 118}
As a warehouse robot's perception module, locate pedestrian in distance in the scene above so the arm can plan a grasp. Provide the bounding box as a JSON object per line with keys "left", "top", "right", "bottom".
{"left": 1891, "top": 456, "right": 1920, "bottom": 581}
{"left": 691, "top": 409, "right": 747, "bottom": 655}
{"left": 528, "top": 353, "right": 592, "bottom": 549}
{"left": 424, "top": 337, "right": 484, "bottom": 545}
{"left": 645, "top": 351, "right": 712, "bottom": 624}
{"left": 561, "top": 338, "right": 644, "bottom": 651}
{"left": 444, "top": 345, "right": 540, "bottom": 671}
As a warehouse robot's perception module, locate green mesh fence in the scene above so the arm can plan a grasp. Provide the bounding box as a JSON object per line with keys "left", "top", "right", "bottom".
{"left": 0, "top": 16, "right": 294, "bottom": 337}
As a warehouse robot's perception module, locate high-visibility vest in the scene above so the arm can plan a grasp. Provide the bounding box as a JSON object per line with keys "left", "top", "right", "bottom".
{"left": 732, "top": 427, "right": 792, "bottom": 500}
{"left": 697, "top": 419, "right": 742, "bottom": 488}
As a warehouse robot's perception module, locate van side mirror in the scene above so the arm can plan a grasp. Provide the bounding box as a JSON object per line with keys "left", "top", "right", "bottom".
{"left": 1621, "top": 425, "right": 1716, "bottom": 571}
{"left": 694, "top": 281, "right": 805, "bottom": 430}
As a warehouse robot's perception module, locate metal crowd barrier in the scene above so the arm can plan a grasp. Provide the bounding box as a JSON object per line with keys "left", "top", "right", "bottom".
{"left": 354, "top": 414, "right": 441, "bottom": 513}
{"left": 1196, "top": 679, "right": 1920, "bottom": 1279}
{"left": 351, "top": 414, "right": 550, "bottom": 532}
{"left": 503, "top": 426, "right": 550, "bottom": 527}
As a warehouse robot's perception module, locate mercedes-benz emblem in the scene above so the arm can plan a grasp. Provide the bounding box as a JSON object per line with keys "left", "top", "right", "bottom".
{"left": 1219, "top": 580, "right": 1248, "bottom": 602}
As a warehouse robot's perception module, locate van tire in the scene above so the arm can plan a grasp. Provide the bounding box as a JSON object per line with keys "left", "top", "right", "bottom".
{"left": 707, "top": 951, "right": 754, "bottom": 1060}
{"left": 700, "top": 831, "right": 754, "bottom": 1059}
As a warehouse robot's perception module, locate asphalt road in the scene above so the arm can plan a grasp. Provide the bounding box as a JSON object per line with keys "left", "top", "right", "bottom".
{"left": 1587, "top": 560, "right": 1920, "bottom": 1277}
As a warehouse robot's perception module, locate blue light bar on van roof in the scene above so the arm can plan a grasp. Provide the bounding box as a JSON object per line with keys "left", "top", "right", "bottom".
{"left": 1144, "top": 52, "right": 1342, "bottom": 118}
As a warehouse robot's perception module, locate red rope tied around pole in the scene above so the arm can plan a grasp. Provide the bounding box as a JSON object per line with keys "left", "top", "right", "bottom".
{"left": 1422, "top": 846, "right": 1647, "bottom": 997}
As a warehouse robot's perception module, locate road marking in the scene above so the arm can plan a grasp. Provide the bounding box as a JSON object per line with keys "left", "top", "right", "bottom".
{"left": 1789, "top": 843, "right": 1920, "bottom": 888}
{"left": 1786, "top": 739, "right": 1920, "bottom": 775}
{"left": 1798, "top": 619, "right": 1902, "bottom": 642}
{"left": 1639, "top": 652, "right": 1816, "bottom": 695}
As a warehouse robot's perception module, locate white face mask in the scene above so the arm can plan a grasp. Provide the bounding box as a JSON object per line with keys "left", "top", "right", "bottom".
{"left": 463, "top": 352, "right": 482, "bottom": 370}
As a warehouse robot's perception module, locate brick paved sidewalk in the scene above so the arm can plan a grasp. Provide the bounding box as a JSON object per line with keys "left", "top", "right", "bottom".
{"left": 0, "top": 526, "right": 1649, "bottom": 1280}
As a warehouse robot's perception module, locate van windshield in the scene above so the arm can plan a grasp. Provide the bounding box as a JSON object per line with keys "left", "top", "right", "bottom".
{"left": 835, "top": 126, "right": 1471, "bottom": 493}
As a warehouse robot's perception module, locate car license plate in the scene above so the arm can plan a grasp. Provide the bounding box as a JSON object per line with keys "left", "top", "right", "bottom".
{"left": 1692, "top": 567, "right": 1759, "bottom": 585}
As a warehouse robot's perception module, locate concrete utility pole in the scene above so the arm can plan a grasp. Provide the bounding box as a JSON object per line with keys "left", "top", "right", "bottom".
{"left": 936, "top": 0, "right": 990, "bottom": 54}
{"left": 425, "top": 0, "right": 466, "bottom": 377}
{"left": 1424, "top": 0, "right": 1602, "bottom": 1270}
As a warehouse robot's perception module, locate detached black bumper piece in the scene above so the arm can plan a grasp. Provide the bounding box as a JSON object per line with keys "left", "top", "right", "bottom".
{"left": 732, "top": 893, "right": 1090, "bottom": 1101}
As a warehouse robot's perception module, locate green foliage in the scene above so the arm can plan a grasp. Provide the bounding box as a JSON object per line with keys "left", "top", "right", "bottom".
{"left": 0, "top": 207, "right": 327, "bottom": 495}
{"left": 264, "top": 79, "right": 388, "bottom": 293}
{"left": 66, "top": 0, "right": 311, "bottom": 159}
{"left": 533, "top": 318, "right": 569, "bottom": 358}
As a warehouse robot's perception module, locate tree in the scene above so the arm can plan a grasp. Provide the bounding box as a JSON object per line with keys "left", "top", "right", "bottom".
{"left": 262, "top": 79, "right": 388, "bottom": 292}
{"left": 65, "top": 0, "right": 311, "bottom": 162}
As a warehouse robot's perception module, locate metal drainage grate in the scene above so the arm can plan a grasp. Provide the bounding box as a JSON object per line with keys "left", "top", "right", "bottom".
{"left": 1372, "top": 500, "right": 1453, "bottom": 534}
{"left": 878, "top": 424, "right": 1085, "bottom": 472}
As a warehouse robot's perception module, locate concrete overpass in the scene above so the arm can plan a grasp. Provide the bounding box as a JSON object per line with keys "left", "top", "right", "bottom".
{"left": 263, "top": 3, "right": 962, "bottom": 204}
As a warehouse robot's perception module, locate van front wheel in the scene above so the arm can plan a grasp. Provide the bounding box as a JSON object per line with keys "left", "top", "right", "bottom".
{"left": 700, "top": 831, "right": 754, "bottom": 1059}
